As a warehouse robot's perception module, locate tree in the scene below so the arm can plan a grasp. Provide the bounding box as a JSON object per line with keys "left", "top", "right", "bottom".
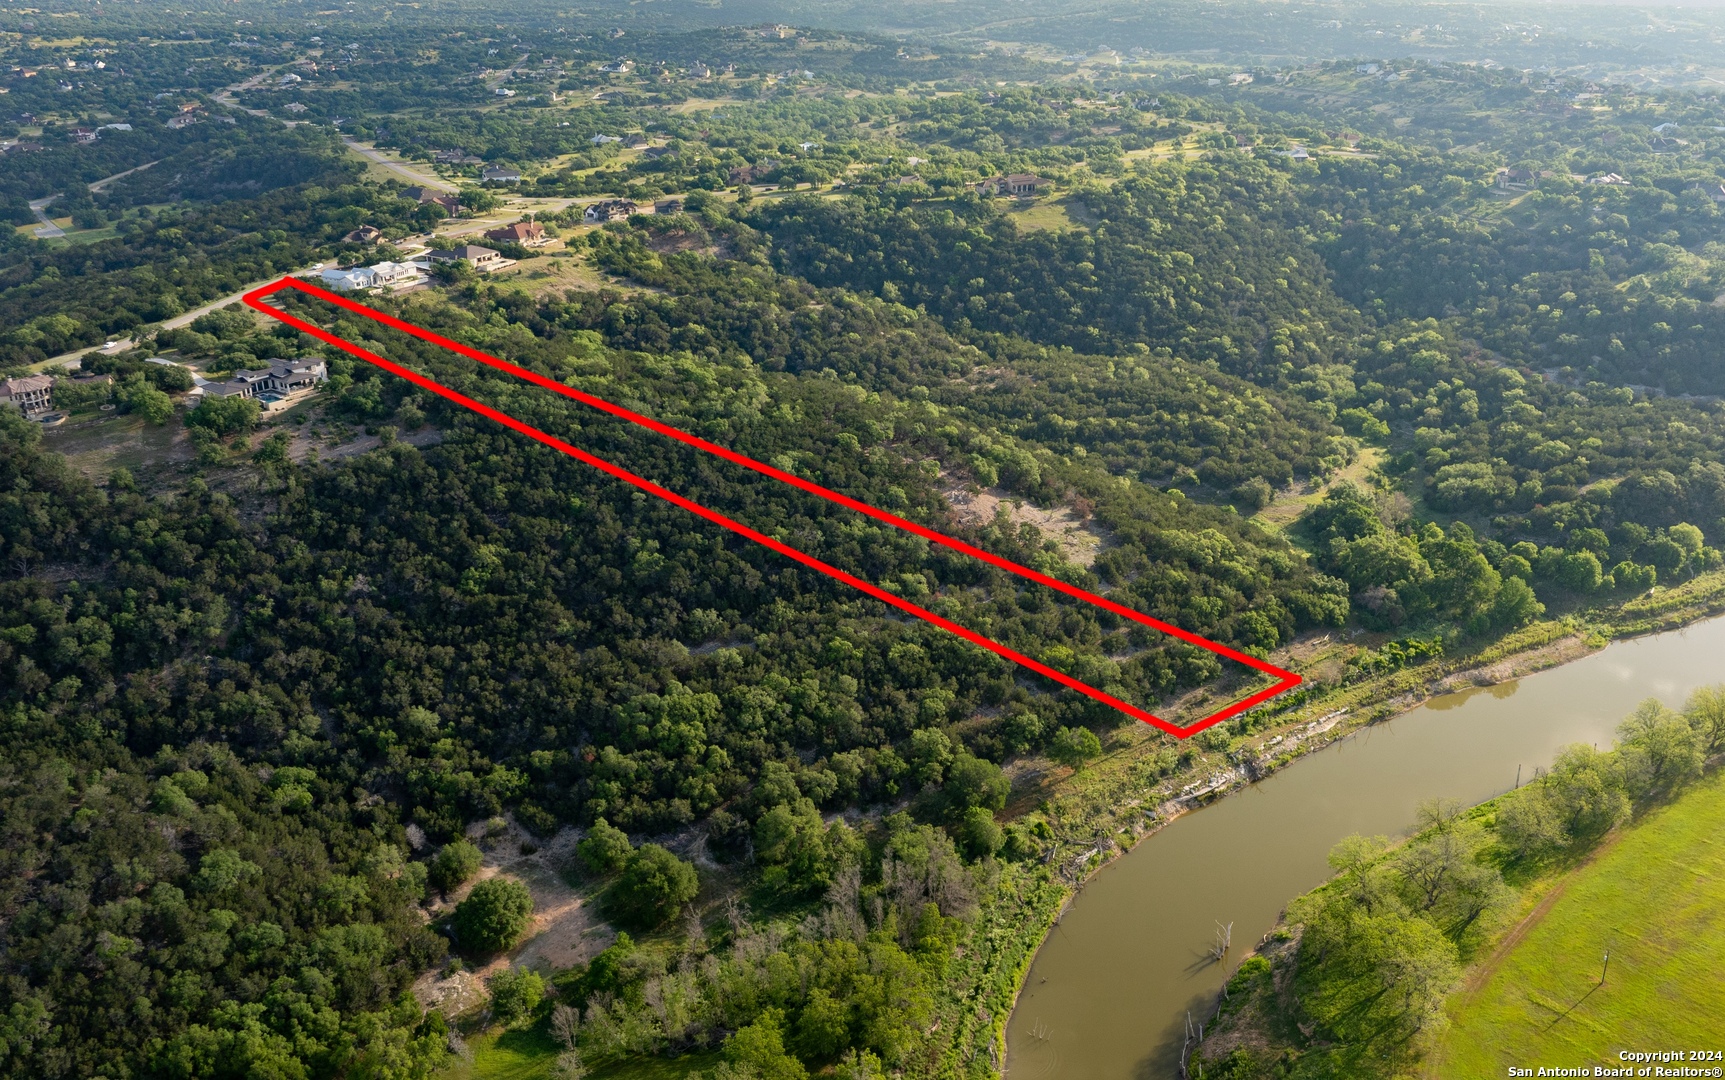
{"left": 724, "top": 1009, "right": 806, "bottom": 1080}
{"left": 115, "top": 373, "right": 173, "bottom": 425}
{"left": 487, "top": 966, "right": 545, "bottom": 1027}
{"left": 1545, "top": 744, "right": 1630, "bottom": 840}
{"left": 953, "top": 805, "right": 1004, "bottom": 860}
{"left": 1489, "top": 576, "right": 1543, "bottom": 629}
{"left": 1049, "top": 726, "right": 1103, "bottom": 770}
{"left": 610, "top": 844, "right": 698, "bottom": 929}
{"left": 1617, "top": 699, "right": 1703, "bottom": 796}
{"left": 1495, "top": 785, "right": 1568, "bottom": 860}
{"left": 429, "top": 840, "right": 483, "bottom": 894}
{"left": 754, "top": 798, "right": 856, "bottom": 897}
{"left": 454, "top": 877, "right": 535, "bottom": 953}
{"left": 1684, "top": 684, "right": 1725, "bottom": 756}
{"left": 186, "top": 392, "right": 260, "bottom": 436}
{"left": 941, "top": 754, "right": 1009, "bottom": 816}
{"left": 577, "top": 818, "right": 633, "bottom": 875}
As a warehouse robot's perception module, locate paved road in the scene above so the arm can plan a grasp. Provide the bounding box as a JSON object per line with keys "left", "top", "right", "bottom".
{"left": 28, "top": 197, "right": 65, "bottom": 239}
{"left": 31, "top": 266, "right": 323, "bottom": 372}
{"left": 343, "top": 140, "right": 457, "bottom": 191}
{"left": 88, "top": 160, "right": 159, "bottom": 193}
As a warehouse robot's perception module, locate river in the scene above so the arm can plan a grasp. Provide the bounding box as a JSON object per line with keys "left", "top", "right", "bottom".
{"left": 1003, "top": 615, "right": 1725, "bottom": 1079}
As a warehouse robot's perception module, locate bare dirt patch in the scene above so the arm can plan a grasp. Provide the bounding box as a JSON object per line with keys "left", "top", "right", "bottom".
{"left": 414, "top": 821, "right": 613, "bottom": 1019}
{"left": 941, "top": 482, "right": 1108, "bottom": 567}
{"left": 1432, "top": 632, "right": 1596, "bottom": 695}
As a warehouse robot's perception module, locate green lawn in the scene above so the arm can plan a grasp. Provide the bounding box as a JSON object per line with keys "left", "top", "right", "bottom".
{"left": 1434, "top": 769, "right": 1725, "bottom": 1075}
{"left": 441, "top": 1024, "right": 720, "bottom": 1080}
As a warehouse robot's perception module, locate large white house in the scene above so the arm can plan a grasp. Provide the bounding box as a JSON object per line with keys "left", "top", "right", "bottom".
{"left": 319, "top": 260, "right": 423, "bottom": 292}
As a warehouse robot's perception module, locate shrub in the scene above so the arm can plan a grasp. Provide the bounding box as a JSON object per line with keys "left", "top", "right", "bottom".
{"left": 577, "top": 818, "right": 632, "bottom": 875}
{"left": 1049, "top": 725, "right": 1103, "bottom": 770}
{"left": 453, "top": 877, "right": 534, "bottom": 953}
{"left": 609, "top": 844, "right": 698, "bottom": 929}
{"left": 186, "top": 392, "right": 260, "bottom": 437}
{"left": 429, "top": 840, "right": 483, "bottom": 894}
{"left": 486, "top": 966, "right": 545, "bottom": 1027}
{"left": 115, "top": 373, "right": 173, "bottom": 426}
{"left": 1232, "top": 476, "right": 1275, "bottom": 512}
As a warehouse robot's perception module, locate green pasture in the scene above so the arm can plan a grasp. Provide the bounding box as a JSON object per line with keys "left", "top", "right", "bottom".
{"left": 1434, "top": 769, "right": 1725, "bottom": 1075}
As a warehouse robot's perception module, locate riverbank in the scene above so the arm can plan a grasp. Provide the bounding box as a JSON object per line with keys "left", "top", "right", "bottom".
{"left": 1186, "top": 750, "right": 1725, "bottom": 1079}
{"left": 987, "top": 567, "right": 1725, "bottom": 1075}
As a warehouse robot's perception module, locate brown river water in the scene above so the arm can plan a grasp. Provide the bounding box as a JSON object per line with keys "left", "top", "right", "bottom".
{"left": 1004, "top": 615, "right": 1725, "bottom": 1079}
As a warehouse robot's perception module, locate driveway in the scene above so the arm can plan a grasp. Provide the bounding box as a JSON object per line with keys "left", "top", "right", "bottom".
{"left": 343, "top": 139, "right": 457, "bottom": 191}
{"left": 28, "top": 197, "right": 65, "bottom": 239}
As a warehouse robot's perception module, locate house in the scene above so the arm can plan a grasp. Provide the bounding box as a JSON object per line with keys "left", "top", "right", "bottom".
{"left": 1498, "top": 167, "right": 1535, "bottom": 189}
{"left": 654, "top": 198, "right": 684, "bottom": 215}
{"left": 484, "top": 220, "right": 547, "bottom": 245}
{"left": 495, "top": 87, "right": 516, "bottom": 98}
{"left": 1355, "top": 63, "right": 1380, "bottom": 75}
{"left": 284, "top": 102, "right": 308, "bottom": 114}
{"left": 199, "top": 359, "right": 328, "bottom": 412}
{"left": 599, "top": 60, "right": 635, "bottom": 74}
{"left": 690, "top": 63, "right": 711, "bottom": 78}
{"left": 583, "top": 199, "right": 639, "bottom": 223}
{"left": 165, "top": 114, "right": 201, "bottom": 130}
{"left": 728, "top": 159, "right": 778, "bottom": 185}
{"left": 279, "top": 72, "right": 302, "bottom": 86}
{"left": 69, "top": 127, "right": 97, "bottom": 143}
{"left": 0, "top": 374, "right": 54, "bottom": 415}
{"left": 434, "top": 149, "right": 469, "bottom": 164}
{"left": 403, "top": 187, "right": 464, "bottom": 215}
{"left": 1277, "top": 146, "right": 1311, "bottom": 161}
{"left": 426, "top": 244, "right": 507, "bottom": 271}
{"left": 641, "top": 145, "right": 673, "bottom": 160}
{"left": 976, "top": 173, "right": 1049, "bottom": 196}
{"left": 1653, "top": 122, "right": 1679, "bottom": 133}
{"left": 1687, "top": 181, "right": 1725, "bottom": 203}
{"left": 481, "top": 166, "right": 522, "bottom": 182}
{"left": 342, "top": 225, "right": 383, "bottom": 243}
{"left": 591, "top": 133, "right": 623, "bottom": 145}
{"left": 321, "top": 266, "right": 376, "bottom": 291}
{"left": 1588, "top": 173, "right": 1629, "bottom": 186}
{"left": 367, "top": 261, "right": 420, "bottom": 286}
{"left": 625, "top": 134, "right": 649, "bottom": 149}
{"left": 99, "top": 123, "right": 132, "bottom": 132}
{"left": 1228, "top": 73, "right": 1253, "bottom": 86}
{"left": 799, "top": 141, "right": 819, "bottom": 151}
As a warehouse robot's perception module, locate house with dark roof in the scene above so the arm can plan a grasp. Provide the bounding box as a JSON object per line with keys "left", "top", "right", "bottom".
{"left": 197, "top": 359, "right": 327, "bottom": 412}
{"left": 484, "top": 220, "right": 547, "bottom": 245}
{"left": 425, "top": 244, "right": 509, "bottom": 271}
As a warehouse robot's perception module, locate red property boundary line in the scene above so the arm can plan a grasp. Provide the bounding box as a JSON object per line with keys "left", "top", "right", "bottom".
{"left": 242, "top": 276, "right": 1300, "bottom": 737}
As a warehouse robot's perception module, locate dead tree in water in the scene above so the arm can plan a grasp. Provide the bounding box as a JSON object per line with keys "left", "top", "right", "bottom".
{"left": 1210, "top": 921, "right": 1233, "bottom": 962}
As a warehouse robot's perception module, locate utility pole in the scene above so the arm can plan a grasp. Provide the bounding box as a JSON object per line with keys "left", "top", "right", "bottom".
{"left": 1600, "top": 950, "right": 1609, "bottom": 985}
{"left": 1515, "top": 764, "right": 1522, "bottom": 788}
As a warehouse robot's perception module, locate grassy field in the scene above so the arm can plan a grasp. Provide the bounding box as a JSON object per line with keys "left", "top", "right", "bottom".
{"left": 442, "top": 1025, "right": 719, "bottom": 1080}
{"left": 1432, "top": 768, "right": 1725, "bottom": 1075}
